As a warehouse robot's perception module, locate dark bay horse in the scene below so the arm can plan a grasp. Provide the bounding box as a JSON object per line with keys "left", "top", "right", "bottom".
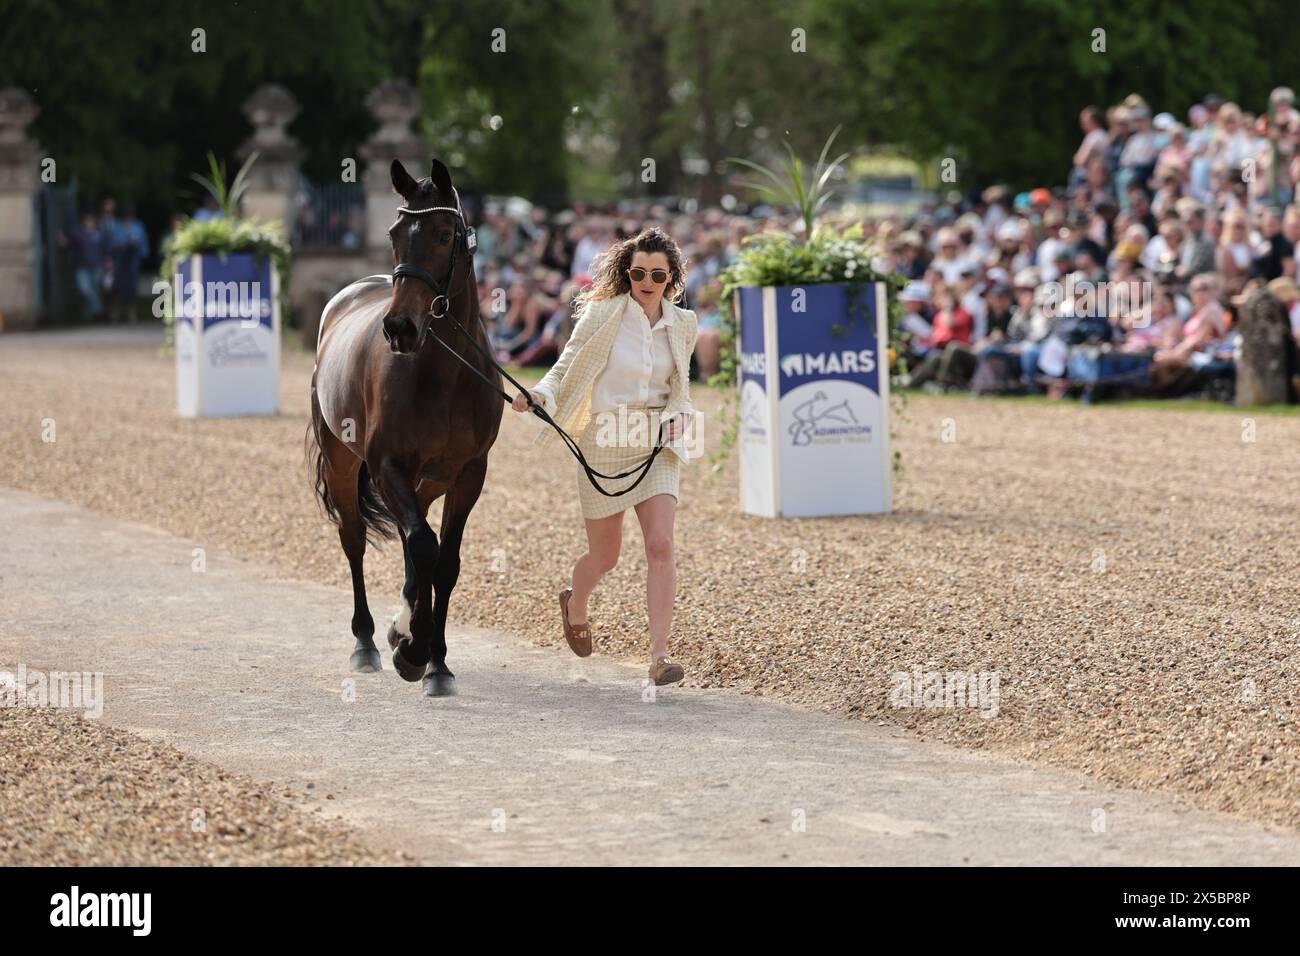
{"left": 308, "top": 158, "right": 502, "bottom": 696}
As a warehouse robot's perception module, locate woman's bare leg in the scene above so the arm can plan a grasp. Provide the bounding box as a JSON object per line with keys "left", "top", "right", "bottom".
{"left": 633, "top": 493, "right": 677, "bottom": 662}
{"left": 569, "top": 511, "right": 623, "bottom": 624}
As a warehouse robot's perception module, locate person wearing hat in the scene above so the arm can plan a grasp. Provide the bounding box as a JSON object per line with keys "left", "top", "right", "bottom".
{"left": 1268, "top": 275, "right": 1300, "bottom": 343}
{"left": 897, "top": 281, "right": 934, "bottom": 338}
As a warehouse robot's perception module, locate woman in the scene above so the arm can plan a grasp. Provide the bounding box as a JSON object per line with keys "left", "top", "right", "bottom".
{"left": 1151, "top": 272, "right": 1226, "bottom": 390}
{"left": 1216, "top": 208, "right": 1253, "bottom": 289}
{"left": 510, "top": 227, "right": 699, "bottom": 686}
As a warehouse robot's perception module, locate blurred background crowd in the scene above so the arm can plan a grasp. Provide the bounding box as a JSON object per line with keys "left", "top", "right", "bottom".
{"left": 472, "top": 86, "right": 1300, "bottom": 403}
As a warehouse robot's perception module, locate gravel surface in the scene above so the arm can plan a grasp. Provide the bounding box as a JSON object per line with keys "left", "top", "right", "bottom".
{"left": 0, "top": 706, "right": 407, "bottom": 865}
{"left": 1, "top": 328, "right": 1297, "bottom": 832}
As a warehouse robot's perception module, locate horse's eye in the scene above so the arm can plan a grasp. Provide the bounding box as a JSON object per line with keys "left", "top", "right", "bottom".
{"left": 441, "top": 232, "right": 453, "bottom": 244}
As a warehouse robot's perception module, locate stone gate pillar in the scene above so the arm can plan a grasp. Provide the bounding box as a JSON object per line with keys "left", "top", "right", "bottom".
{"left": 359, "top": 80, "right": 428, "bottom": 266}
{"left": 236, "top": 84, "right": 304, "bottom": 230}
{"left": 0, "top": 88, "right": 42, "bottom": 331}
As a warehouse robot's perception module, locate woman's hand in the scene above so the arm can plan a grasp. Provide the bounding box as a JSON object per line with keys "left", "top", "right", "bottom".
{"left": 511, "top": 389, "right": 545, "bottom": 413}
{"left": 661, "top": 413, "right": 686, "bottom": 441}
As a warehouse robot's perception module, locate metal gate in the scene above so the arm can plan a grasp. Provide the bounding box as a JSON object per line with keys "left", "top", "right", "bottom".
{"left": 33, "top": 180, "right": 80, "bottom": 325}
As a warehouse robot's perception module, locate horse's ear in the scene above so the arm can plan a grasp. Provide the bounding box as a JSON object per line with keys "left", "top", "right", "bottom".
{"left": 391, "top": 159, "right": 418, "bottom": 199}
{"left": 429, "top": 159, "right": 453, "bottom": 198}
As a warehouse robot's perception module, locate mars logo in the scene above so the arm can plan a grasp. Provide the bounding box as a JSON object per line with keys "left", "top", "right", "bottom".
{"left": 779, "top": 348, "right": 876, "bottom": 378}
{"left": 786, "top": 390, "right": 872, "bottom": 446}
{"left": 206, "top": 327, "right": 270, "bottom": 367}
{"left": 740, "top": 350, "right": 766, "bottom": 375}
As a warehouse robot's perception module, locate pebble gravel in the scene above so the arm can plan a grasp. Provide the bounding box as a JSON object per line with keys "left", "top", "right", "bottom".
{"left": 1, "top": 332, "right": 1296, "bottom": 844}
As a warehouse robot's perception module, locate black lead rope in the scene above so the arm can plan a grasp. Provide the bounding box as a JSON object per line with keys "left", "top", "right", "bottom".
{"left": 426, "top": 313, "right": 667, "bottom": 498}
{"left": 391, "top": 197, "right": 666, "bottom": 497}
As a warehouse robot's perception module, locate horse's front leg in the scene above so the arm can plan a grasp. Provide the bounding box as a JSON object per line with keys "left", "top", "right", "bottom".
{"left": 376, "top": 460, "right": 439, "bottom": 683}
{"left": 424, "top": 456, "right": 488, "bottom": 697}
{"left": 386, "top": 527, "right": 418, "bottom": 653}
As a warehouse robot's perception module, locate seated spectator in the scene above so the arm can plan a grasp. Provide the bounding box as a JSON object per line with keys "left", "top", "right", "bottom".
{"left": 1267, "top": 276, "right": 1300, "bottom": 346}
{"left": 1151, "top": 272, "right": 1227, "bottom": 388}
{"left": 1121, "top": 287, "right": 1182, "bottom": 352}
{"left": 904, "top": 283, "right": 974, "bottom": 389}
{"left": 690, "top": 277, "right": 725, "bottom": 382}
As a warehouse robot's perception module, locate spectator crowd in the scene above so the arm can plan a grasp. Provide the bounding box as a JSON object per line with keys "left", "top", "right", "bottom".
{"left": 57, "top": 86, "right": 1300, "bottom": 406}
{"left": 473, "top": 86, "right": 1300, "bottom": 405}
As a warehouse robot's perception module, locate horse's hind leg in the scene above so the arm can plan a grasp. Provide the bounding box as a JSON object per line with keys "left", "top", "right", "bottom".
{"left": 322, "top": 431, "right": 381, "bottom": 672}
{"left": 423, "top": 456, "right": 488, "bottom": 697}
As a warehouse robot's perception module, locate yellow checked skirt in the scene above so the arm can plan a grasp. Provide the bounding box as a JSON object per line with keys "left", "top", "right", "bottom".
{"left": 575, "top": 403, "right": 680, "bottom": 519}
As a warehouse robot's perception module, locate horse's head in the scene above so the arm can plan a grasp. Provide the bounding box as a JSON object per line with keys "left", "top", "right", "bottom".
{"left": 383, "top": 158, "right": 472, "bottom": 354}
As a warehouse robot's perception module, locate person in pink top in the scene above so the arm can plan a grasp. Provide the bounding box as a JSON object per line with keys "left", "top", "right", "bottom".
{"left": 1151, "top": 272, "right": 1226, "bottom": 388}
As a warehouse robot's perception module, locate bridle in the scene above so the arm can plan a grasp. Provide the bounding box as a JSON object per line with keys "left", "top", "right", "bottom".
{"left": 388, "top": 184, "right": 478, "bottom": 351}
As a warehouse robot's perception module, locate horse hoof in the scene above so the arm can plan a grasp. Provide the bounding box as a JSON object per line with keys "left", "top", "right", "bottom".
{"left": 350, "top": 645, "right": 382, "bottom": 673}
{"left": 423, "top": 670, "right": 457, "bottom": 698}
{"left": 391, "top": 643, "right": 426, "bottom": 683}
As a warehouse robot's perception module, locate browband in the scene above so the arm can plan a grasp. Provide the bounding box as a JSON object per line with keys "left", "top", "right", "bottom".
{"left": 395, "top": 186, "right": 476, "bottom": 253}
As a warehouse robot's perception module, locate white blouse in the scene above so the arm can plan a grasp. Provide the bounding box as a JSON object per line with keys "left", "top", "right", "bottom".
{"left": 590, "top": 294, "right": 675, "bottom": 413}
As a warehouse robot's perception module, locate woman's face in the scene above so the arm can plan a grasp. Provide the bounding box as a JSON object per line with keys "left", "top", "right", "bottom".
{"left": 628, "top": 250, "right": 672, "bottom": 311}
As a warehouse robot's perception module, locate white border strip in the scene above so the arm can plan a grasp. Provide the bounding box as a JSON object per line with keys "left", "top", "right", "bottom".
{"left": 875, "top": 282, "right": 892, "bottom": 512}
{"left": 763, "top": 286, "right": 781, "bottom": 517}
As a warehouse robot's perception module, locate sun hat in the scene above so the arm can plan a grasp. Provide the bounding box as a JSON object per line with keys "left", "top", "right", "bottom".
{"left": 898, "top": 281, "right": 932, "bottom": 304}
{"left": 1013, "top": 268, "right": 1041, "bottom": 290}
{"left": 1268, "top": 276, "right": 1300, "bottom": 303}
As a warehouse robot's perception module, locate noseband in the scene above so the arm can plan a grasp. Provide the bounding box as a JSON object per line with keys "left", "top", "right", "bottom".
{"left": 389, "top": 185, "right": 478, "bottom": 350}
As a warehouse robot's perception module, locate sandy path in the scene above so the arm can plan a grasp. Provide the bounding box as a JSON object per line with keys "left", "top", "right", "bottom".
{"left": 0, "top": 325, "right": 1297, "bottom": 832}
{"left": 3, "top": 488, "right": 1298, "bottom": 864}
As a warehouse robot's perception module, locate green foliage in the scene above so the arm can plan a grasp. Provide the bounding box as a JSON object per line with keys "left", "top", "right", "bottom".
{"left": 416, "top": 0, "right": 600, "bottom": 203}
{"left": 821, "top": 0, "right": 1300, "bottom": 189}
{"left": 157, "top": 216, "right": 292, "bottom": 350}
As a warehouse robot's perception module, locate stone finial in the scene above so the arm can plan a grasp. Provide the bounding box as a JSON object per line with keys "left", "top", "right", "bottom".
{"left": 238, "top": 84, "right": 303, "bottom": 158}
{"left": 364, "top": 80, "right": 423, "bottom": 148}
{"left": 0, "top": 88, "right": 39, "bottom": 145}
{"left": 0, "top": 88, "right": 42, "bottom": 192}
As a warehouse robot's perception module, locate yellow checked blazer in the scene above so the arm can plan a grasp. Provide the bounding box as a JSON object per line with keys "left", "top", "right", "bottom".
{"left": 532, "top": 291, "right": 700, "bottom": 464}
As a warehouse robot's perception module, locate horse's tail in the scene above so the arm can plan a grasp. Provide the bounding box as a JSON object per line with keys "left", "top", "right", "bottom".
{"left": 307, "top": 396, "right": 399, "bottom": 546}
{"left": 354, "top": 462, "right": 399, "bottom": 544}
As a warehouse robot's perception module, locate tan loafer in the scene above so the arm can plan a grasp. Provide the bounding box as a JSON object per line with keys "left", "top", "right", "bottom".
{"left": 559, "top": 587, "right": 593, "bottom": 657}
{"left": 649, "top": 656, "right": 685, "bottom": 685}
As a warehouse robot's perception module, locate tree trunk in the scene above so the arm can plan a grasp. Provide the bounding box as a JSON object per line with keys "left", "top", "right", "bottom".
{"left": 693, "top": 1, "right": 722, "bottom": 207}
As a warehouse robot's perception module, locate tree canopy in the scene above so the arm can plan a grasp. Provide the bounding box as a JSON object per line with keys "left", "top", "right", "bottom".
{"left": 3, "top": 0, "right": 1297, "bottom": 236}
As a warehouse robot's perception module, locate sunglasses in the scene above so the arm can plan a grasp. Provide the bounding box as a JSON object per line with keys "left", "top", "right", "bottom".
{"left": 628, "top": 267, "right": 670, "bottom": 284}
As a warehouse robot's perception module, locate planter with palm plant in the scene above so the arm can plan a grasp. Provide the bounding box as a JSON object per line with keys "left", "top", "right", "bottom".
{"left": 164, "top": 151, "right": 288, "bottom": 417}
{"left": 714, "top": 125, "right": 899, "bottom": 517}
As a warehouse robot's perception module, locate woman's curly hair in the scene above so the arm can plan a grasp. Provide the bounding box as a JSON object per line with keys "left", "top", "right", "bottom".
{"left": 573, "top": 226, "right": 689, "bottom": 316}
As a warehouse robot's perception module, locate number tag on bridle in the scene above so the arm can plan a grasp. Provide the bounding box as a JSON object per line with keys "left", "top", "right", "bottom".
{"left": 465, "top": 226, "right": 477, "bottom": 255}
